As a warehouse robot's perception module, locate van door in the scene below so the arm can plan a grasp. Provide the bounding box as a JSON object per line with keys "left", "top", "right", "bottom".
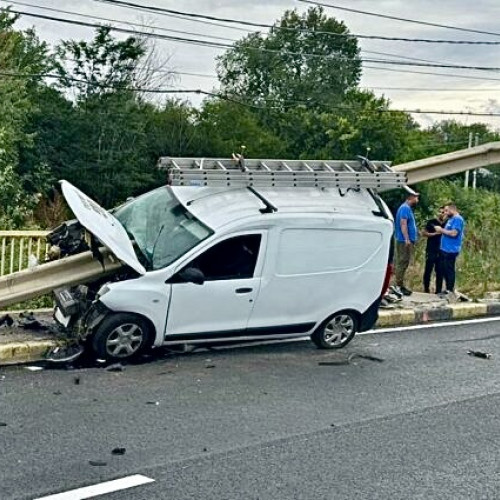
{"left": 165, "top": 233, "right": 265, "bottom": 340}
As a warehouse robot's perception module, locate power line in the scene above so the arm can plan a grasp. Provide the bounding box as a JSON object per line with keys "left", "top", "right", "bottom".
{"left": 7, "top": 0, "right": 460, "bottom": 69}
{"left": 364, "top": 64, "right": 500, "bottom": 82}
{"left": 298, "top": 0, "right": 500, "bottom": 38}
{"left": 2, "top": 0, "right": 241, "bottom": 42}
{"left": 89, "top": 0, "right": 500, "bottom": 45}
{"left": 10, "top": 8, "right": 500, "bottom": 73}
{"left": 3, "top": 69, "right": 500, "bottom": 117}
{"left": 367, "top": 87, "right": 500, "bottom": 92}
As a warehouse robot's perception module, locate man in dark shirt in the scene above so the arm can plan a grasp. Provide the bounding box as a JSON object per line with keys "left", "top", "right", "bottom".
{"left": 422, "top": 206, "right": 446, "bottom": 294}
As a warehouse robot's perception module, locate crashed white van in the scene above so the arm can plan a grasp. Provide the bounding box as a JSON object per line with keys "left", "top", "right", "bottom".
{"left": 53, "top": 158, "right": 404, "bottom": 361}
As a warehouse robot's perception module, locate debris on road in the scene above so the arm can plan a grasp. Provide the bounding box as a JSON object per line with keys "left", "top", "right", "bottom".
{"left": 105, "top": 363, "right": 124, "bottom": 372}
{"left": 146, "top": 401, "right": 160, "bottom": 406}
{"left": 46, "top": 345, "right": 84, "bottom": 364}
{"left": 24, "top": 366, "right": 43, "bottom": 372}
{"left": 111, "top": 447, "right": 126, "bottom": 456}
{"left": 318, "top": 360, "right": 349, "bottom": 366}
{"left": 318, "top": 353, "right": 385, "bottom": 366}
{"left": 467, "top": 350, "right": 492, "bottom": 360}
{"left": 0, "top": 314, "right": 14, "bottom": 327}
{"left": 88, "top": 460, "right": 107, "bottom": 467}
{"left": 73, "top": 376, "right": 81, "bottom": 385}
{"left": 0, "top": 422, "right": 7, "bottom": 427}
{"left": 351, "top": 354, "right": 385, "bottom": 363}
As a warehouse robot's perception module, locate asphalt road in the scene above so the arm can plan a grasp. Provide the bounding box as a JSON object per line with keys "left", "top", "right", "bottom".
{"left": 1, "top": 318, "right": 500, "bottom": 500}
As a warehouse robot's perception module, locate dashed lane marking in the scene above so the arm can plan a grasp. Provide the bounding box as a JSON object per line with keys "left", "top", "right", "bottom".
{"left": 34, "top": 474, "right": 155, "bottom": 500}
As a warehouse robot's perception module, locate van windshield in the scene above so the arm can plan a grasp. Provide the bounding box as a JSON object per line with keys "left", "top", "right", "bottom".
{"left": 114, "top": 187, "right": 212, "bottom": 270}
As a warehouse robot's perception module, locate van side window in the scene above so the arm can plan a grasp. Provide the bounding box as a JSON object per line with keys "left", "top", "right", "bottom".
{"left": 188, "top": 234, "right": 261, "bottom": 281}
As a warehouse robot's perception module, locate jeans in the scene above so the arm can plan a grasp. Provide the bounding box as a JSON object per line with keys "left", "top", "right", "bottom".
{"left": 423, "top": 252, "right": 443, "bottom": 293}
{"left": 441, "top": 251, "right": 459, "bottom": 292}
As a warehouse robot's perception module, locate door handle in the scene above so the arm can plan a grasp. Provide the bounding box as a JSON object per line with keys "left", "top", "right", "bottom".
{"left": 235, "top": 287, "right": 253, "bottom": 294}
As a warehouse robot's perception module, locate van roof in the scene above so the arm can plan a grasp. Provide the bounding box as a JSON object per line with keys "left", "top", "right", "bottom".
{"left": 172, "top": 186, "right": 384, "bottom": 230}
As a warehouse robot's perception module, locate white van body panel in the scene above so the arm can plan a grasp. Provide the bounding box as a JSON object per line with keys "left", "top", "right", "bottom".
{"left": 96, "top": 186, "right": 393, "bottom": 347}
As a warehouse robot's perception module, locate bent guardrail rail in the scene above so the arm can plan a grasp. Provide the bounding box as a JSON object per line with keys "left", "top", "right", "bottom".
{"left": 0, "top": 248, "right": 122, "bottom": 309}
{"left": 393, "top": 141, "right": 500, "bottom": 185}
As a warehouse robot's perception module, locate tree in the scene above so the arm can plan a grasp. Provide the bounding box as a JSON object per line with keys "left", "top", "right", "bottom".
{"left": 0, "top": 8, "right": 52, "bottom": 227}
{"left": 55, "top": 26, "right": 145, "bottom": 100}
{"left": 196, "top": 98, "right": 287, "bottom": 158}
{"left": 217, "top": 7, "right": 360, "bottom": 110}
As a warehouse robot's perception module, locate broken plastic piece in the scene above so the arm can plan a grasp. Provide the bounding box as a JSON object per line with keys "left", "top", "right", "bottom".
{"left": 111, "top": 447, "right": 126, "bottom": 455}
{"left": 89, "top": 460, "right": 107, "bottom": 467}
{"left": 46, "top": 345, "right": 84, "bottom": 363}
{"left": 467, "top": 350, "right": 492, "bottom": 359}
{"left": 105, "top": 363, "right": 124, "bottom": 372}
{"left": 0, "top": 314, "right": 14, "bottom": 327}
{"left": 28, "top": 254, "right": 39, "bottom": 270}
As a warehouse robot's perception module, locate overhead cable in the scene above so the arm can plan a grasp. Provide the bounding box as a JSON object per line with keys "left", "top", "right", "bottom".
{"left": 9, "top": 9, "right": 500, "bottom": 73}
{"left": 2, "top": 70, "right": 500, "bottom": 117}
{"left": 298, "top": 0, "right": 500, "bottom": 38}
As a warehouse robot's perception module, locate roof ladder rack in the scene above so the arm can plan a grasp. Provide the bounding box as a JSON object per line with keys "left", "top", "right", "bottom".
{"left": 158, "top": 157, "right": 407, "bottom": 191}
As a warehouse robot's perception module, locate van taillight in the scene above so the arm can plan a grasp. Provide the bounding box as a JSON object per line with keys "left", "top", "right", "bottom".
{"left": 381, "top": 263, "right": 393, "bottom": 297}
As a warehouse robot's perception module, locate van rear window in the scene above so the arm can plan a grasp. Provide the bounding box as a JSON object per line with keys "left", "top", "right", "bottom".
{"left": 277, "top": 228, "right": 382, "bottom": 276}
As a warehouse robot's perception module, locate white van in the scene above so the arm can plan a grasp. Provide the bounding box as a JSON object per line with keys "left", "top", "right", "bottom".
{"left": 53, "top": 164, "right": 397, "bottom": 362}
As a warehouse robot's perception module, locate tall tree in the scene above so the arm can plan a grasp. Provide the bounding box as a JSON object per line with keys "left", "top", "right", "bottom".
{"left": 217, "top": 7, "right": 360, "bottom": 110}
{"left": 0, "top": 8, "right": 52, "bottom": 227}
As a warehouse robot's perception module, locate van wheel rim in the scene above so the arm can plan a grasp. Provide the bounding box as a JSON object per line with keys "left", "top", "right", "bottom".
{"left": 106, "top": 323, "right": 144, "bottom": 357}
{"left": 324, "top": 315, "right": 354, "bottom": 346}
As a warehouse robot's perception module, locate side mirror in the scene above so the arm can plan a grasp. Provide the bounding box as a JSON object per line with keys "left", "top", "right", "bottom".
{"left": 179, "top": 267, "right": 205, "bottom": 285}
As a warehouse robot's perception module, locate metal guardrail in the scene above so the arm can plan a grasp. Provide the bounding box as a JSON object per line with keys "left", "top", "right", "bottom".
{"left": 0, "top": 230, "right": 50, "bottom": 276}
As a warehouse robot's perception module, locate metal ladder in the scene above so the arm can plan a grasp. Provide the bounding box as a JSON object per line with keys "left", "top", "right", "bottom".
{"left": 158, "top": 156, "right": 407, "bottom": 191}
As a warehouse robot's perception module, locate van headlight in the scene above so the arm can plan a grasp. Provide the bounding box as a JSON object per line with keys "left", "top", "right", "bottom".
{"left": 97, "top": 284, "right": 111, "bottom": 298}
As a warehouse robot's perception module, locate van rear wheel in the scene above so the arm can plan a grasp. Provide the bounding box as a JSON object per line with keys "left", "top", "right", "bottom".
{"left": 92, "top": 313, "right": 153, "bottom": 362}
{"left": 311, "top": 311, "right": 357, "bottom": 349}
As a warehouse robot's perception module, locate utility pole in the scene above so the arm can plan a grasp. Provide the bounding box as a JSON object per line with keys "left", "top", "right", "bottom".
{"left": 464, "top": 131, "right": 473, "bottom": 188}
{"left": 472, "top": 133, "right": 479, "bottom": 189}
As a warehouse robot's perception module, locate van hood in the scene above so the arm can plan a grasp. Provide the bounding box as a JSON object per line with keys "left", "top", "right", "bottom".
{"left": 60, "top": 180, "right": 146, "bottom": 275}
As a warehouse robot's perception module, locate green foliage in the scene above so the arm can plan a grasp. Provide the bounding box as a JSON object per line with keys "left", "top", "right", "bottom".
{"left": 0, "top": 8, "right": 52, "bottom": 227}
{"left": 0, "top": 7, "right": 499, "bottom": 296}
{"left": 217, "top": 7, "right": 360, "bottom": 110}
{"left": 197, "top": 99, "right": 287, "bottom": 158}
{"left": 55, "top": 26, "right": 145, "bottom": 99}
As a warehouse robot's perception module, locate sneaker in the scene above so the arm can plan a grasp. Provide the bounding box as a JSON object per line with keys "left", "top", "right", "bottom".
{"left": 389, "top": 286, "right": 403, "bottom": 298}
{"left": 46, "top": 345, "right": 84, "bottom": 363}
{"left": 385, "top": 293, "right": 402, "bottom": 303}
{"left": 400, "top": 286, "right": 413, "bottom": 296}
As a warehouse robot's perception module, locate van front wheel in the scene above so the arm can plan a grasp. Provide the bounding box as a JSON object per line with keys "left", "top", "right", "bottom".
{"left": 311, "top": 311, "right": 358, "bottom": 349}
{"left": 92, "top": 313, "right": 153, "bottom": 361}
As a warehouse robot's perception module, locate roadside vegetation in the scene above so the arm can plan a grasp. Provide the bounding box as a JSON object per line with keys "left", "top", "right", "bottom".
{"left": 1, "top": 6, "right": 499, "bottom": 296}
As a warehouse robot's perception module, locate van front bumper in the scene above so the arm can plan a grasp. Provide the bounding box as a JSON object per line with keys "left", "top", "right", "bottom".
{"left": 359, "top": 297, "right": 382, "bottom": 332}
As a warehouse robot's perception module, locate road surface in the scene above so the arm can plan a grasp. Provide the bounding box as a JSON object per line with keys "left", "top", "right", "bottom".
{"left": 1, "top": 318, "right": 500, "bottom": 499}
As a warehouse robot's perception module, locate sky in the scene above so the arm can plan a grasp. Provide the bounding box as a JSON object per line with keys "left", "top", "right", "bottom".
{"left": 4, "top": 0, "right": 500, "bottom": 133}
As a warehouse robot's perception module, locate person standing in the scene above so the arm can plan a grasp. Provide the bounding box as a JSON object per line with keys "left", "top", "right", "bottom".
{"left": 434, "top": 203, "right": 465, "bottom": 295}
{"left": 422, "top": 206, "right": 446, "bottom": 294}
{"left": 393, "top": 192, "right": 419, "bottom": 296}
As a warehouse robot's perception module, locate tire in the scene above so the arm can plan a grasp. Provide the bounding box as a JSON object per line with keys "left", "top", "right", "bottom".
{"left": 92, "top": 313, "right": 153, "bottom": 361}
{"left": 311, "top": 311, "right": 358, "bottom": 349}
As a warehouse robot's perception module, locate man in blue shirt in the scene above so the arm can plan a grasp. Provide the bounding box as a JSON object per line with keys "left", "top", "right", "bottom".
{"left": 393, "top": 192, "right": 419, "bottom": 296}
{"left": 434, "top": 203, "right": 465, "bottom": 294}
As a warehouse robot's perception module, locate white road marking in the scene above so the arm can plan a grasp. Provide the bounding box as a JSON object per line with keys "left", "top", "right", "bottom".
{"left": 361, "top": 315, "right": 500, "bottom": 335}
{"left": 218, "top": 316, "right": 500, "bottom": 349}
{"left": 34, "top": 474, "right": 155, "bottom": 500}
